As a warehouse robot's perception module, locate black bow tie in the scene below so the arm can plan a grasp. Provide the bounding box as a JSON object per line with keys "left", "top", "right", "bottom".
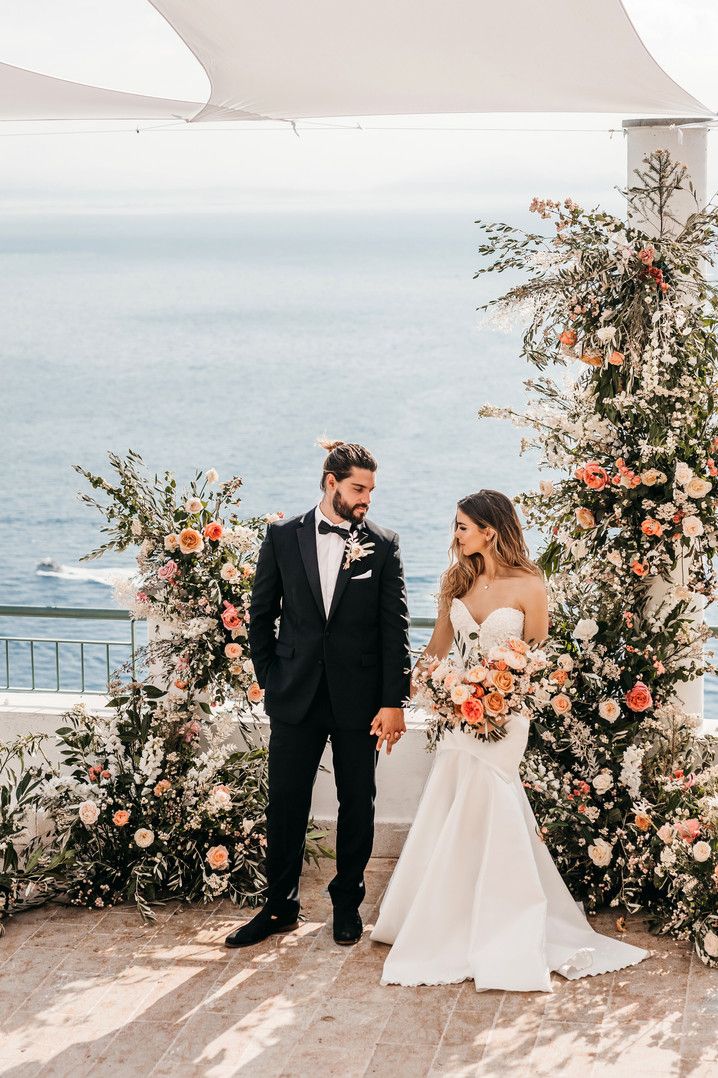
{"left": 318, "top": 519, "right": 351, "bottom": 539}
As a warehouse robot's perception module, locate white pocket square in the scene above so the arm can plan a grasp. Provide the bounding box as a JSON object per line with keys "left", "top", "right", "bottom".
{"left": 352, "top": 569, "right": 372, "bottom": 580}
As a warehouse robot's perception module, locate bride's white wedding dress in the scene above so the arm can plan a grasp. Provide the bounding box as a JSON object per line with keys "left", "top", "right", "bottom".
{"left": 370, "top": 599, "right": 650, "bottom": 992}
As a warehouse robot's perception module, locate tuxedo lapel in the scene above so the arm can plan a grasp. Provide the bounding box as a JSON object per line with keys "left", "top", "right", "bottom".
{"left": 327, "top": 522, "right": 373, "bottom": 623}
{"left": 297, "top": 509, "right": 326, "bottom": 621}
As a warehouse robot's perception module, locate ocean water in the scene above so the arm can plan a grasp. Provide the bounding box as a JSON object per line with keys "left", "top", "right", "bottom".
{"left": 0, "top": 210, "right": 715, "bottom": 713}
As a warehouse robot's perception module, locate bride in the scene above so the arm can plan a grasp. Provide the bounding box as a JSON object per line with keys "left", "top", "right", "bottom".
{"left": 370, "top": 489, "right": 649, "bottom": 992}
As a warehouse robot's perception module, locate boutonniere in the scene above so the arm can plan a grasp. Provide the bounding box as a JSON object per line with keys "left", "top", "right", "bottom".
{"left": 343, "top": 532, "right": 375, "bottom": 571}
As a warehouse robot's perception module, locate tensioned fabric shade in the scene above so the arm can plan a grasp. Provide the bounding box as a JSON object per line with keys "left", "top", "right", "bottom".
{"left": 0, "top": 0, "right": 713, "bottom": 123}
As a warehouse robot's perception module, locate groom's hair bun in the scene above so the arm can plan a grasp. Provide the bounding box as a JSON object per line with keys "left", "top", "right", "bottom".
{"left": 317, "top": 437, "right": 377, "bottom": 489}
{"left": 316, "top": 437, "right": 346, "bottom": 453}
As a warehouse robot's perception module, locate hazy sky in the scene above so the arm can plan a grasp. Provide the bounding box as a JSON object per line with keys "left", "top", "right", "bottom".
{"left": 0, "top": 0, "right": 716, "bottom": 214}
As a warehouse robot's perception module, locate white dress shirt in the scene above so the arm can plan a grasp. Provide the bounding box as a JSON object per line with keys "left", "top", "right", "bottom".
{"left": 315, "top": 505, "right": 351, "bottom": 616}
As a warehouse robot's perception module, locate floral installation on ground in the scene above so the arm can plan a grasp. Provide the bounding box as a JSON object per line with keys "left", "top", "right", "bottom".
{"left": 476, "top": 150, "right": 718, "bottom": 965}
{"left": 39, "top": 683, "right": 330, "bottom": 919}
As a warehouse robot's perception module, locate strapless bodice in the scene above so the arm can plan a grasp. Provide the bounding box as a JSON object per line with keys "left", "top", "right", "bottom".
{"left": 450, "top": 599, "right": 525, "bottom": 664}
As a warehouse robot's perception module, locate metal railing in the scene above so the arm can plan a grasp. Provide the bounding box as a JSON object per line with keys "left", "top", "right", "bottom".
{"left": 0, "top": 606, "right": 140, "bottom": 695}
{"left": 0, "top": 605, "right": 715, "bottom": 696}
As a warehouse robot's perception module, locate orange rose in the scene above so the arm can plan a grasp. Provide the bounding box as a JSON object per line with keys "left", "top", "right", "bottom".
{"left": 582, "top": 463, "right": 608, "bottom": 491}
{"left": 206, "top": 845, "right": 230, "bottom": 871}
{"left": 113, "top": 810, "right": 130, "bottom": 827}
{"left": 203, "top": 521, "right": 223, "bottom": 541}
{"left": 550, "top": 669, "right": 569, "bottom": 686}
{"left": 460, "top": 697, "right": 485, "bottom": 725}
{"left": 625, "top": 681, "right": 653, "bottom": 712}
{"left": 631, "top": 560, "right": 648, "bottom": 577}
{"left": 492, "top": 669, "right": 515, "bottom": 693}
{"left": 247, "top": 682, "right": 263, "bottom": 704}
{"left": 634, "top": 812, "right": 652, "bottom": 832}
{"left": 178, "top": 528, "right": 204, "bottom": 555}
{"left": 608, "top": 351, "right": 624, "bottom": 366}
{"left": 483, "top": 691, "right": 507, "bottom": 716}
{"left": 575, "top": 507, "right": 595, "bottom": 529}
{"left": 641, "top": 517, "right": 663, "bottom": 537}
{"left": 559, "top": 329, "right": 577, "bottom": 347}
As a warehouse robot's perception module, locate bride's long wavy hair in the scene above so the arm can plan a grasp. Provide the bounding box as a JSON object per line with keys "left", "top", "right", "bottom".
{"left": 438, "top": 490, "right": 540, "bottom": 611}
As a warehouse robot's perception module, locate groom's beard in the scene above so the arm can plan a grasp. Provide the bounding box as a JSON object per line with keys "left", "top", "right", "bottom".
{"left": 332, "top": 490, "right": 368, "bottom": 526}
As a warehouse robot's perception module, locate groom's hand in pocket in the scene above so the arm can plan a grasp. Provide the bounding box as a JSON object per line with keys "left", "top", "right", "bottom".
{"left": 371, "top": 707, "right": 406, "bottom": 755}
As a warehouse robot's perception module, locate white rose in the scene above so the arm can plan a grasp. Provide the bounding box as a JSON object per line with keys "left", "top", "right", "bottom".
{"left": 657, "top": 824, "right": 674, "bottom": 845}
{"left": 686, "top": 477, "right": 712, "bottom": 499}
{"left": 134, "top": 828, "right": 155, "bottom": 849}
{"left": 598, "top": 699, "right": 621, "bottom": 723}
{"left": 205, "top": 468, "right": 219, "bottom": 484}
{"left": 450, "top": 684, "right": 472, "bottom": 705}
{"left": 596, "top": 326, "right": 617, "bottom": 343}
{"left": 78, "top": 801, "right": 100, "bottom": 826}
{"left": 675, "top": 462, "right": 693, "bottom": 486}
{"left": 209, "top": 786, "right": 233, "bottom": 811}
{"left": 557, "top": 653, "right": 574, "bottom": 672}
{"left": 220, "top": 562, "right": 239, "bottom": 581}
{"left": 588, "top": 838, "right": 613, "bottom": 867}
{"left": 592, "top": 772, "right": 613, "bottom": 795}
{"left": 682, "top": 515, "right": 704, "bottom": 538}
{"left": 574, "top": 618, "right": 599, "bottom": 642}
{"left": 693, "top": 841, "right": 712, "bottom": 863}
{"left": 185, "top": 497, "right": 203, "bottom": 514}
{"left": 539, "top": 480, "right": 554, "bottom": 496}
{"left": 703, "top": 930, "right": 718, "bottom": 959}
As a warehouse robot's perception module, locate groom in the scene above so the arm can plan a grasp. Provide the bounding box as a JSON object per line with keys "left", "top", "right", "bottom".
{"left": 225, "top": 439, "right": 411, "bottom": 948}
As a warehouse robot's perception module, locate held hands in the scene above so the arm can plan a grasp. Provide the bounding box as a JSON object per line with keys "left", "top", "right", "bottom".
{"left": 370, "top": 707, "right": 406, "bottom": 755}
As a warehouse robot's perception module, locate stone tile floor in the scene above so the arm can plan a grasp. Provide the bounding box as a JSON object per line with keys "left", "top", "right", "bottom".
{"left": 0, "top": 859, "right": 716, "bottom": 1077}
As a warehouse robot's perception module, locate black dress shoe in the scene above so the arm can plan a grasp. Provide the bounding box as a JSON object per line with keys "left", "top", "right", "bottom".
{"left": 333, "top": 909, "right": 363, "bottom": 946}
{"left": 225, "top": 907, "right": 299, "bottom": 948}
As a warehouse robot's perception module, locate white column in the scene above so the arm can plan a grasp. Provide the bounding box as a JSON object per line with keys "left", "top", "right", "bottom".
{"left": 623, "top": 118, "right": 709, "bottom": 719}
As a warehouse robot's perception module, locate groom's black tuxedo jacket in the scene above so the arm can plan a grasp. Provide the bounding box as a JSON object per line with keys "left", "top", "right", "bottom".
{"left": 249, "top": 508, "right": 411, "bottom": 728}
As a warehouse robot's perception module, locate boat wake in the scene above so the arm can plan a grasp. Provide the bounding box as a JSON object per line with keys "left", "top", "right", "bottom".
{"left": 35, "top": 559, "right": 135, "bottom": 587}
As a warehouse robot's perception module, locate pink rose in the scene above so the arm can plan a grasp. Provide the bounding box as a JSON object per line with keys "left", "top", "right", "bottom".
{"left": 675, "top": 818, "right": 701, "bottom": 844}
{"left": 221, "top": 601, "right": 241, "bottom": 630}
{"left": 157, "top": 559, "right": 178, "bottom": 581}
{"left": 625, "top": 681, "right": 653, "bottom": 712}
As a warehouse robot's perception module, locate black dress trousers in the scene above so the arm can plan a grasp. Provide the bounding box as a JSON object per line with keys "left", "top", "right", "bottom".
{"left": 264, "top": 672, "right": 378, "bottom": 917}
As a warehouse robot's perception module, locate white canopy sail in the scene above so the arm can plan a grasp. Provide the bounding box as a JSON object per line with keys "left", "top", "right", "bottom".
{"left": 0, "top": 0, "right": 712, "bottom": 122}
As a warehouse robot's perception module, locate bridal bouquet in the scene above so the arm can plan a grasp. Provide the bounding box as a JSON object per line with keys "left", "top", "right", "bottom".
{"left": 414, "top": 638, "right": 549, "bottom": 750}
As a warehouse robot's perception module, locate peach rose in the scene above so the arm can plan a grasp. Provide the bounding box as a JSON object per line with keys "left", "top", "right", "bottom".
{"left": 634, "top": 812, "right": 652, "bottom": 832}
{"left": 179, "top": 528, "right": 204, "bottom": 555}
{"left": 608, "top": 351, "right": 624, "bottom": 366}
{"left": 247, "top": 682, "right": 263, "bottom": 704}
{"left": 657, "top": 824, "right": 674, "bottom": 845}
{"left": 450, "top": 683, "right": 472, "bottom": 705}
{"left": 443, "top": 670, "right": 462, "bottom": 692}
{"left": 640, "top": 469, "right": 666, "bottom": 487}
{"left": 483, "top": 691, "right": 508, "bottom": 716}
{"left": 225, "top": 643, "right": 243, "bottom": 660}
{"left": 682, "top": 515, "right": 704, "bottom": 538}
{"left": 625, "top": 681, "right": 653, "bottom": 712}
{"left": 559, "top": 329, "right": 577, "bottom": 347}
{"left": 112, "top": 810, "right": 130, "bottom": 827}
{"left": 492, "top": 669, "right": 515, "bottom": 694}
{"left": 164, "top": 533, "right": 179, "bottom": 552}
{"left": 582, "top": 463, "right": 608, "bottom": 491}
{"left": 185, "top": 497, "right": 203, "bottom": 514}
{"left": 507, "top": 637, "right": 529, "bottom": 655}
{"left": 641, "top": 517, "right": 663, "bottom": 537}
{"left": 206, "top": 845, "right": 230, "bottom": 871}
{"left": 575, "top": 507, "right": 595, "bottom": 529}
{"left": 465, "top": 665, "right": 487, "bottom": 684}
{"left": 551, "top": 693, "right": 572, "bottom": 716}
{"left": 154, "top": 779, "right": 172, "bottom": 797}
{"left": 203, "top": 521, "right": 223, "bottom": 541}
{"left": 460, "top": 696, "right": 485, "bottom": 725}
{"left": 550, "top": 669, "right": 569, "bottom": 686}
